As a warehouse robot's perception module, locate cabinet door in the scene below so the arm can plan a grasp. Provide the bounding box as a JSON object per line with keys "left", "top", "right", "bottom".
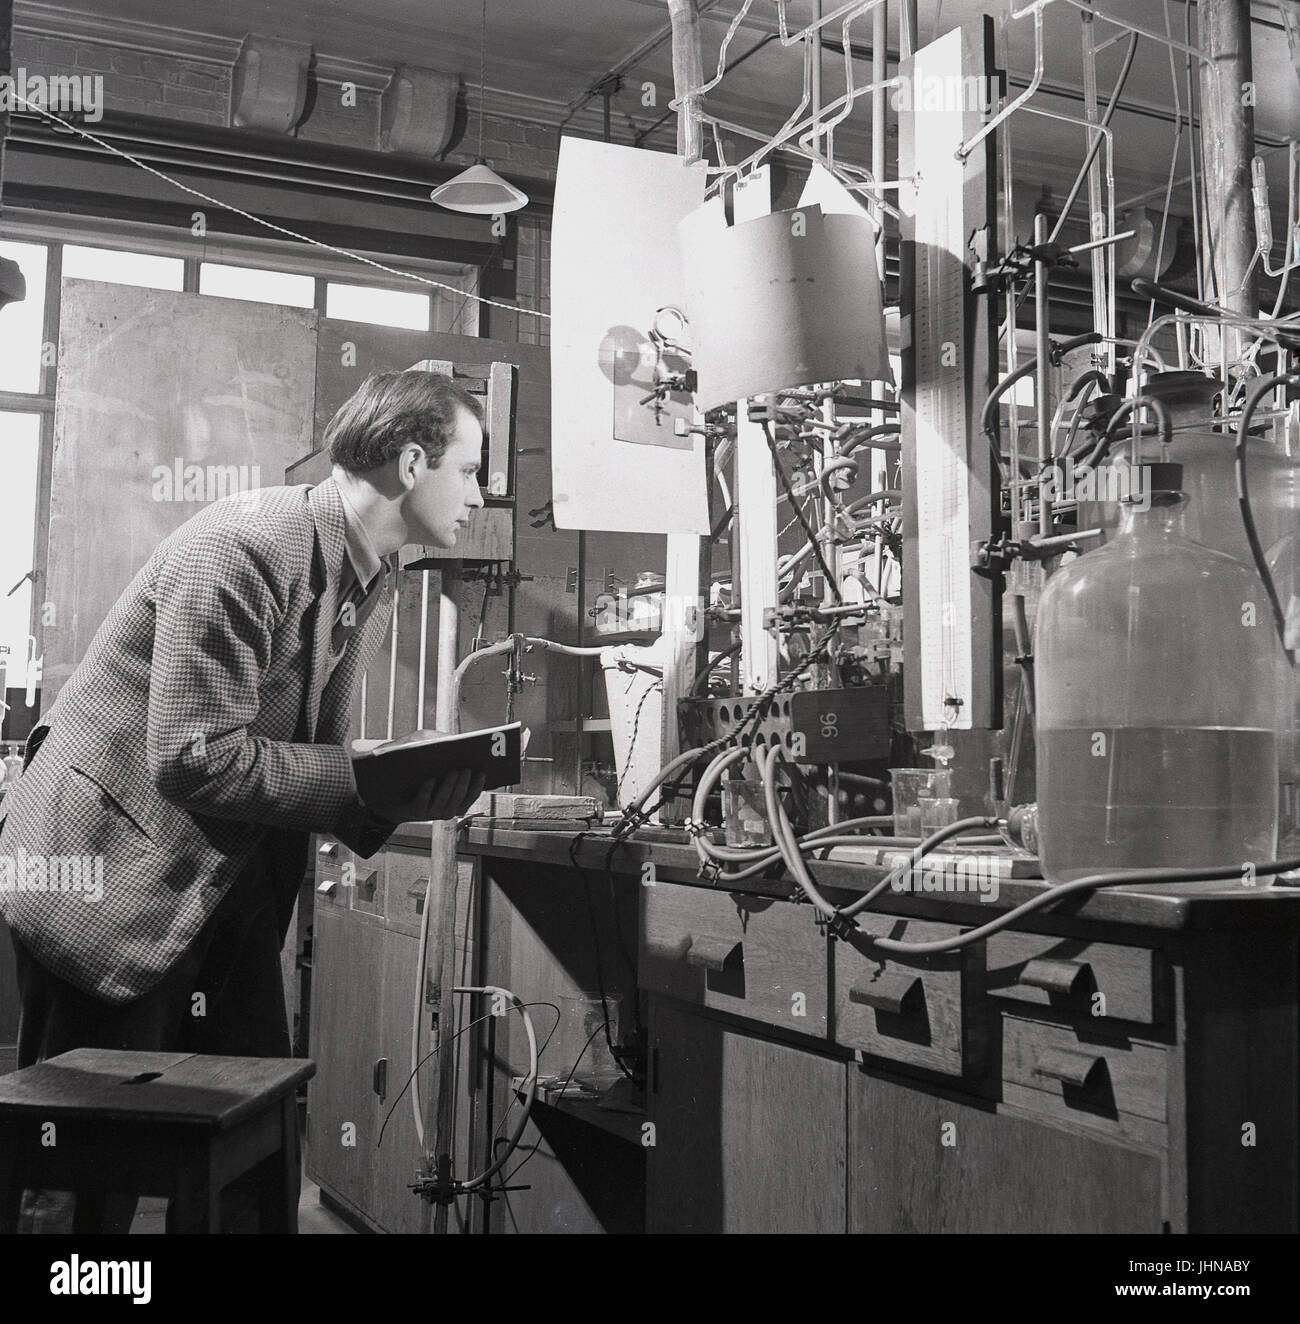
{"left": 306, "top": 906, "right": 385, "bottom": 1220}
{"left": 372, "top": 931, "right": 433, "bottom": 1233}
{"left": 647, "top": 1000, "right": 847, "bottom": 1233}
{"left": 849, "top": 1069, "right": 1165, "bottom": 1233}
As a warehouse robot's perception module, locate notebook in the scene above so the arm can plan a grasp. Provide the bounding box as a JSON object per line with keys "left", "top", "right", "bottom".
{"left": 351, "top": 722, "right": 524, "bottom": 805}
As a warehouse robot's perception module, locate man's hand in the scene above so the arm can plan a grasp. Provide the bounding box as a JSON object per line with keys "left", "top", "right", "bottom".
{"left": 369, "top": 767, "right": 486, "bottom": 826}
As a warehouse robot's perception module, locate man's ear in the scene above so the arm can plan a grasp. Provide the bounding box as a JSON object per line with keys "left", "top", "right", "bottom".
{"left": 396, "top": 443, "right": 426, "bottom": 490}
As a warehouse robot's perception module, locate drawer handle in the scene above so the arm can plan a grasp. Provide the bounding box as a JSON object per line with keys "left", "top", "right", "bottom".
{"left": 682, "top": 936, "right": 743, "bottom": 973}
{"left": 1032, "top": 1046, "right": 1109, "bottom": 1090}
{"left": 317, "top": 841, "right": 339, "bottom": 859}
{"left": 373, "top": 1057, "right": 388, "bottom": 1100}
{"left": 1018, "top": 957, "right": 1093, "bottom": 997}
{"left": 849, "top": 972, "right": 923, "bottom": 1016}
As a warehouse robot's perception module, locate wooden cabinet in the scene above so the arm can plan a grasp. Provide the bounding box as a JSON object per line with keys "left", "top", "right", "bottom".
{"left": 848, "top": 1069, "right": 1165, "bottom": 1233}
{"left": 306, "top": 839, "right": 473, "bottom": 1233}
{"left": 371, "top": 933, "right": 431, "bottom": 1234}
{"left": 646, "top": 1000, "right": 847, "bottom": 1234}
{"left": 634, "top": 872, "right": 1298, "bottom": 1236}
{"left": 305, "top": 904, "right": 385, "bottom": 1219}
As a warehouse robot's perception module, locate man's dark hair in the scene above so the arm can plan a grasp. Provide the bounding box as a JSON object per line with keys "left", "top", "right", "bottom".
{"left": 325, "top": 370, "right": 483, "bottom": 473}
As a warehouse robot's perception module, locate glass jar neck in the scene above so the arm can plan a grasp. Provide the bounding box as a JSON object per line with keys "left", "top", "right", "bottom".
{"left": 1116, "top": 493, "right": 1188, "bottom": 539}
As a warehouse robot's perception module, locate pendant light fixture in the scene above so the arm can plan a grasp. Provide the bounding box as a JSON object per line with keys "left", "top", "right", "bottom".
{"left": 430, "top": 0, "right": 528, "bottom": 215}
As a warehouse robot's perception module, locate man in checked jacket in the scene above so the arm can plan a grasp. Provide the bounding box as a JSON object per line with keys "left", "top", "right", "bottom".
{"left": 0, "top": 370, "right": 487, "bottom": 1231}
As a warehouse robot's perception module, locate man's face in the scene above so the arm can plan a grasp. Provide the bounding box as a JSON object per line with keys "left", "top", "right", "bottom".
{"left": 404, "top": 406, "right": 485, "bottom": 548}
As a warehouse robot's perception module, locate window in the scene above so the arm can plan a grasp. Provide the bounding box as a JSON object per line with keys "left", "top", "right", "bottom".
{"left": 200, "top": 262, "right": 315, "bottom": 308}
{"left": 62, "top": 244, "right": 184, "bottom": 291}
{"left": 0, "top": 413, "right": 42, "bottom": 712}
{"left": 0, "top": 241, "right": 49, "bottom": 393}
{"left": 326, "top": 281, "right": 430, "bottom": 331}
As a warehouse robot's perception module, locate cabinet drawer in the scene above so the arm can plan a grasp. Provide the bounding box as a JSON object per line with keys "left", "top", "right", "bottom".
{"left": 987, "top": 932, "right": 1165, "bottom": 1025}
{"left": 384, "top": 849, "right": 433, "bottom": 936}
{"left": 314, "top": 838, "right": 351, "bottom": 910}
{"left": 832, "top": 916, "right": 979, "bottom": 1077}
{"left": 1001, "top": 1013, "right": 1168, "bottom": 1128}
{"left": 314, "top": 838, "right": 381, "bottom": 914}
{"left": 384, "top": 850, "right": 477, "bottom": 943}
{"left": 640, "top": 884, "right": 828, "bottom": 1037}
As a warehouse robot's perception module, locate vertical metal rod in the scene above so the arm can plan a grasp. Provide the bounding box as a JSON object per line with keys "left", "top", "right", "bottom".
{"left": 417, "top": 568, "right": 430, "bottom": 728}
{"left": 900, "top": 0, "right": 919, "bottom": 60}
{"left": 481, "top": 1009, "right": 496, "bottom": 1233}
{"left": 1080, "top": 11, "right": 1111, "bottom": 376}
{"left": 811, "top": 0, "right": 823, "bottom": 149}
{"left": 1033, "top": 212, "right": 1053, "bottom": 538}
{"left": 871, "top": 1, "right": 888, "bottom": 601}
{"left": 662, "top": 0, "right": 710, "bottom": 820}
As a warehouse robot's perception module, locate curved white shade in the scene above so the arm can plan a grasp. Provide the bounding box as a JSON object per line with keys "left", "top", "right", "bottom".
{"left": 429, "top": 162, "right": 528, "bottom": 214}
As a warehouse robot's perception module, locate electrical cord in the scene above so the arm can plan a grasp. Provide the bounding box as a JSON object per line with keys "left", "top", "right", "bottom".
{"left": 379, "top": 1001, "right": 551, "bottom": 1153}
{"left": 762, "top": 420, "right": 843, "bottom": 604}
{"left": 856, "top": 854, "right": 1300, "bottom": 955}
{"left": 502, "top": 1021, "right": 607, "bottom": 1186}
{"left": 1075, "top": 394, "right": 1173, "bottom": 471}
{"left": 1236, "top": 372, "right": 1300, "bottom": 663}
{"left": 981, "top": 332, "right": 1106, "bottom": 469}
{"left": 451, "top": 986, "right": 539, "bottom": 1193}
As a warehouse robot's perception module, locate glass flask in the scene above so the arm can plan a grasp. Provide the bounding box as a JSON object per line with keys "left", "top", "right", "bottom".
{"left": 1036, "top": 463, "right": 1279, "bottom": 882}
{"left": 1076, "top": 370, "right": 1298, "bottom": 563}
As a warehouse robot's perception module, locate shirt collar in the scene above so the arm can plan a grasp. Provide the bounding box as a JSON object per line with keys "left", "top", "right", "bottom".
{"left": 335, "top": 481, "right": 386, "bottom": 594}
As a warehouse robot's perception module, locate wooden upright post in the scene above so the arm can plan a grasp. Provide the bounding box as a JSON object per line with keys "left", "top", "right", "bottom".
{"left": 659, "top": 0, "right": 710, "bottom": 820}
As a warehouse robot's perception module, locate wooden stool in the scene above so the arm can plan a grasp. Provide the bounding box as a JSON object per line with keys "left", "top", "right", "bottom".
{"left": 0, "top": 1048, "right": 315, "bottom": 1233}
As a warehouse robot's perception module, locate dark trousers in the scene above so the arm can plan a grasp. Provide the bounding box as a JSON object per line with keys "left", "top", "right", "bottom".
{"left": 10, "top": 847, "right": 299, "bottom": 1232}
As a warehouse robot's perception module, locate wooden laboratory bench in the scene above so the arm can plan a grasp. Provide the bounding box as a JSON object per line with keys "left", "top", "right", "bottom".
{"left": 306, "top": 821, "right": 1300, "bottom": 1235}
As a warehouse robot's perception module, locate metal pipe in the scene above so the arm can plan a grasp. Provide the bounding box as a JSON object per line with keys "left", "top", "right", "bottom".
{"left": 1034, "top": 213, "right": 1054, "bottom": 539}
{"left": 1198, "top": 0, "right": 1259, "bottom": 358}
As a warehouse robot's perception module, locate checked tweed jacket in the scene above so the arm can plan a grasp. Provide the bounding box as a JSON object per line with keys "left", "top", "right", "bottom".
{"left": 0, "top": 478, "right": 398, "bottom": 1004}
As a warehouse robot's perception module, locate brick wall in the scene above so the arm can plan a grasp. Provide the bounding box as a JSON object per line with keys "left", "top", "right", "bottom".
{"left": 8, "top": 25, "right": 559, "bottom": 344}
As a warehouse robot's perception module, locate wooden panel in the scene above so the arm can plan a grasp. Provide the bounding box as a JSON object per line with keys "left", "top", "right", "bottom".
{"left": 383, "top": 847, "right": 475, "bottom": 945}
{"left": 314, "top": 322, "right": 548, "bottom": 452}
{"left": 898, "top": 20, "right": 1001, "bottom": 730}
{"left": 485, "top": 361, "right": 516, "bottom": 496}
{"left": 372, "top": 931, "right": 432, "bottom": 1234}
{"left": 849, "top": 1069, "right": 1165, "bottom": 1233}
{"left": 832, "top": 916, "right": 979, "bottom": 1077}
{"left": 647, "top": 1000, "right": 846, "bottom": 1233}
{"left": 305, "top": 904, "right": 384, "bottom": 1216}
{"left": 46, "top": 281, "right": 317, "bottom": 702}
{"left": 986, "top": 931, "right": 1165, "bottom": 1025}
{"left": 1180, "top": 931, "right": 1300, "bottom": 1232}
{"left": 1001, "top": 1014, "right": 1169, "bottom": 1126}
{"left": 640, "top": 884, "right": 829, "bottom": 1038}
{"left": 402, "top": 505, "right": 513, "bottom": 564}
